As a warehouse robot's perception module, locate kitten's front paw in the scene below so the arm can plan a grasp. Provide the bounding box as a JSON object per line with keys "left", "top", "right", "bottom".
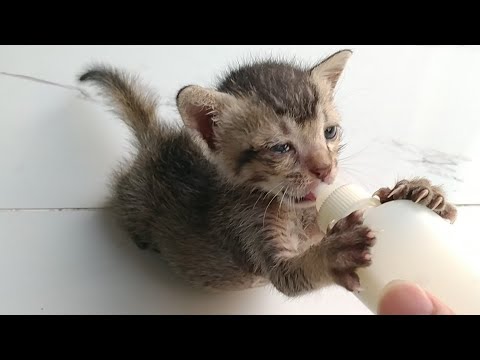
{"left": 373, "top": 178, "right": 457, "bottom": 223}
{"left": 323, "top": 210, "right": 375, "bottom": 292}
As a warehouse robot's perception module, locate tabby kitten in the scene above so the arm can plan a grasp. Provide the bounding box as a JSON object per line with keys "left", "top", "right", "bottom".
{"left": 79, "top": 50, "right": 456, "bottom": 296}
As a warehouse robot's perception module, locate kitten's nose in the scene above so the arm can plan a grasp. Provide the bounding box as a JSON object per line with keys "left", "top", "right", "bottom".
{"left": 310, "top": 165, "right": 332, "bottom": 181}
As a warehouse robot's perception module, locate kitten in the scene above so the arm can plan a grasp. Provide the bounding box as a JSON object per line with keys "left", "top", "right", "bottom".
{"left": 79, "top": 50, "right": 457, "bottom": 296}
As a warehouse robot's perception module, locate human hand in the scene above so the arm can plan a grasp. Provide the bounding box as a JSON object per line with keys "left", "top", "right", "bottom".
{"left": 377, "top": 280, "right": 455, "bottom": 315}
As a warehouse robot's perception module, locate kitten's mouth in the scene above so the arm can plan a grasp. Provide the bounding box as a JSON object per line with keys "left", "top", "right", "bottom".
{"left": 288, "top": 191, "right": 317, "bottom": 208}
{"left": 297, "top": 192, "right": 316, "bottom": 203}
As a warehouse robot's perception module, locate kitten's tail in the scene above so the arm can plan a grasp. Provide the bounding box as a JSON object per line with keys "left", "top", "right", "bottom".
{"left": 78, "top": 64, "right": 158, "bottom": 146}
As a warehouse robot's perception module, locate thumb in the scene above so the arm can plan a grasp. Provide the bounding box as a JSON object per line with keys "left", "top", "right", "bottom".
{"left": 377, "top": 280, "right": 455, "bottom": 315}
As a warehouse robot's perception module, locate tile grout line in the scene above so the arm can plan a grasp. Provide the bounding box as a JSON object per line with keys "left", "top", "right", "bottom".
{"left": 0, "top": 204, "right": 479, "bottom": 212}
{"left": 0, "top": 71, "right": 178, "bottom": 107}
{"left": 0, "top": 208, "right": 107, "bottom": 212}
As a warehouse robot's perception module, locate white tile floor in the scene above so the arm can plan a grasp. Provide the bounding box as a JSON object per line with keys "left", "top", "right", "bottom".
{"left": 1, "top": 45, "right": 479, "bottom": 314}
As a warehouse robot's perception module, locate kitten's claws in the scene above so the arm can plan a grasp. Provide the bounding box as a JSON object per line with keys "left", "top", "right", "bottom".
{"left": 327, "top": 219, "right": 337, "bottom": 233}
{"left": 354, "top": 209, "right": 366, "bottom": 221}
{"left": 388, "top": 185, "right": 406, "bottom": 199}
{"left": 431, "top": 196, "right": 444, "bottom": 210}
{"left": 324, "top": 210, "right": 375, "bottom": 292}
{"left": 363, "top": 252, "right": 372, "bottom": 261}
{"left": 375, "top": 178, "right": 457, "bottom": 224}
{"left": 414, "top": 189, "right": 429, "bottom": 203}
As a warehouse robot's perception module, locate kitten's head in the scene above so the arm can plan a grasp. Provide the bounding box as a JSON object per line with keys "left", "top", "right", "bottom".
{"left": 176, "top": 50, "right": 351, "bottom": 208}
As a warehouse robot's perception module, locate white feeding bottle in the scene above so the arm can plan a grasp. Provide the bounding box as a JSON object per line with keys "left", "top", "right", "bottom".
{"left": 315, "top": 182, "right": 480, "bottom": 315}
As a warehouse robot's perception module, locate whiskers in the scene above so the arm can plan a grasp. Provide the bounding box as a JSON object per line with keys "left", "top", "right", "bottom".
{"left": 337, "top": 142, "right": 373, "bottom": 162}
{"left": 252, "top": 182, "right": 283, "bottom": 211}
{"left": 287, "top": 188, "right": 298, "bottom": 220}
{"left": 277, "top": 186, "right": 289, "bottom": 217}
{"left": 252, "top": 180, "right": 312, "bottom": 229}
{"left": 337, "top": 145, "right": 377, "bottom": 191}
{"left": 263, "top": 185, "right": 285, "bottom": 228}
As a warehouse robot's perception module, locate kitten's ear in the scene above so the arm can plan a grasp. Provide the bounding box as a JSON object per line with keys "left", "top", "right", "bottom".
{"left": 176, "top": 85, "right": 235, "bottom": 150}
{"left": 310, "top": 49, "right": 352, "bottom": 90}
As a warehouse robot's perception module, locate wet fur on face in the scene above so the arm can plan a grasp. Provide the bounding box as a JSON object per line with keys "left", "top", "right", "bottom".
{"left": 177, "top": 53, "right": 350, "bottom": 206}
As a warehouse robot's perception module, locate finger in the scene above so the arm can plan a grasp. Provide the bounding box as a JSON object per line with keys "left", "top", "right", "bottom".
{"left": 377, "top": 280, "right": 455, "bottom": 315}
{"left": 426, "top": 291, "right": 456, "bottom": 315}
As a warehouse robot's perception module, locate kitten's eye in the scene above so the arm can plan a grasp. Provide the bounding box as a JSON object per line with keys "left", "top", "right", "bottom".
{"left": 270, "top": 144, "right": 291, "bottom": 154}
{"left": 324, "top": 126, "right": 338, "bottom": 140}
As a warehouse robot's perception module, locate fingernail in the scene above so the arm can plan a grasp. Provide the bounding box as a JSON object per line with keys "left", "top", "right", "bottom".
{"left": 378, "top": 280, "right": 434, "bottom": 315}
